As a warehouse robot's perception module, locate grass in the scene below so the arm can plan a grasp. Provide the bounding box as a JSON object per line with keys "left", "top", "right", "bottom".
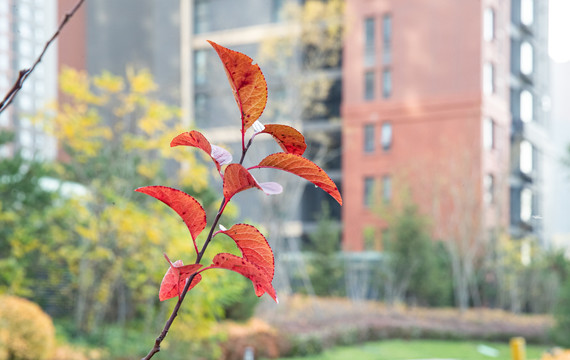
{"left": 279, "top": 339, "right": 550, "bottom": 360}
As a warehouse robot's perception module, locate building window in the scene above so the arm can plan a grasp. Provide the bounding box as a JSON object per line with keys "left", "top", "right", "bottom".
{"left": 483, "top": 62, "right": 494, "bottom": 95}
{"left": 194, "top": 0, "right": 209, "bottom": 34}
{"left": 194, "top": 93, "right": 208, "bottom": 126}
{"left": 364, "top": 177, "right": 375, "bottom": 208}
{"left": 520, "top": 140, "right": 533, "bottom": 174}
{"left": 364, "top": 70, "right": 375, "bottom": 100}
{"left": 364, "top": 124, "right": 375, "bottom": 153}
{"left": 483, "top": 117, "right": 495, "bottom": 150}
{"left": 484, "top": 174, "right": 495, "bottom": 205}
{"left": 382, "top": 14, "right": 392, "bottom": 64}
{"left": 520, "top": 90, "right": 533, "bottom": 122}
{"left": 520, "top": 187, "right": 533, "bottom": 222}
{"left": 194, "top": 50, "right": 207, "bottom": 86}
{"left": 520, "top": 41, "right": 533, "bottom": 76}
{"left": 382, "top": 68, "right": 392, "bottom": 98}
{"left": 271, "top": 0, "right": 285, "bottom": 23}
{"left": 381, "top": 122, "right": 392, "bottom": 151}
{"left": 483, "top": 8, "right": 495, "bottom": 41}
{"left": 382, "top": 175, "right": 391, "bottom": 203}
{"left": 521, "top": 0, "right": 534, "bottom": 26}
{"left": 364, "top": 17, "right": 375, "bottom": 67}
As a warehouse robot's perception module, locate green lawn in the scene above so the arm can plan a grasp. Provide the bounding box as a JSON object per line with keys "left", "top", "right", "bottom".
{"left": 280, "top": 339, "right": 550, "bottom": 360}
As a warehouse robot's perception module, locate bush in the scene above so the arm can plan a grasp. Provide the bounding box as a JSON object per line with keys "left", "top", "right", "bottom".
{"left": 552, "top": 279, "right": 570, "bottom": 347}
{"left": 0, "top": 296, "right": 55, "bottom": 360}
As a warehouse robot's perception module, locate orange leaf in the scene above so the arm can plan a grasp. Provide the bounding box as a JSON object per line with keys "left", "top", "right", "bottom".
{"left": 208, "top": 41, "right": 268, "bottom": 132}
{"left": 135, "top": 186, "right": 207, "bottom": 249}
{"left": 223, "top": 164, "right": 262, "bottom": 200}
{"left": 255, "top": 153, "right": 342, "bottom": 205}
{"left": 218, "top": 224, "right": 274, "bottom": 280}
{"left": 171, "top": 130, "right": 232, "bottom": 172}
{"left": 159, "top": 255, "right": 202, "bottom": 301}
{"left": 261, "top": 124, "right": 307, "bottom": 156}
{"left": 211, "top": 253, "right": 277, "bottom": 302}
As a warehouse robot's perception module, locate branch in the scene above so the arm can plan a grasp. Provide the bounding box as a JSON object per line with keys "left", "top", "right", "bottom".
{"left": 142, "top": 198, "right": 227, "bottom": 360}
{"left": 0, "top": 0, "right": 86, "bottom": 114}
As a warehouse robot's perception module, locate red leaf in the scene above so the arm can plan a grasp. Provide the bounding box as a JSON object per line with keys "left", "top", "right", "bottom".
{"left": 261, "top": 124, "right": 307, "bottom": 156}
{"left": 211, "top": 253, "right": 277, "bottom": 302}
{"left": 255, "top": 153, "right": 343, "bottom": 205}
{"left": 218, "top": 224, "right": 274, "bottom": 280}
{"left": 171, "top": 130, "right": 232, "bottom": 172}
{"left": 159, "top": 255, "right": 202, "bottom": 301}
{"left": 208, "top": 41, "right": 268, "bottom": 133}
{"left": 135, "top": 186, "right": 207, "bottom": 247}
{"left": 223, "top": 164, "right": 262, "bottom": 200}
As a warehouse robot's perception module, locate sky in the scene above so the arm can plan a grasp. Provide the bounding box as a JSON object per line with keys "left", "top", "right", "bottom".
{"left": 549, "top": 0, "right": 570, "bottom": 63}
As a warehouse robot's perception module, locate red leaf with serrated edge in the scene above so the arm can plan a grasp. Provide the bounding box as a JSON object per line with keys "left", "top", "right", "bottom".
{"left": 211, "top": 253, "right": 277, "bottom": 302}
{"left": 135, "top": 186, "right": 207, "bottom": 248}
{"left": 261, "top": 124, "right": 307, "bottom": 156}
{"left": 217, "top": 224, "right": 274, "bottom": 280}
{"left": 254, "top": 153, "right": 343, "bottom": 205}
{"left": 159, "top": 255, "right": 202, "bottom": 301}
{"left": 223, "top": 164, "right": 262, "bottom": 200}
{"left": 171, "top": 131, "right": 232, "bottom": 172}
{"left": 208, "top": 41, "right": 267, "bottom": 132}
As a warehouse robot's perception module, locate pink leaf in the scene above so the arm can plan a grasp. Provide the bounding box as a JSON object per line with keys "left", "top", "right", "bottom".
{"left": 217, "top": 224, "right": 274, "bottom": 280}
{"left": 171, "top": 130, "right": 232, "bottom": 172}
{"left": 159, "top": 254, "right": 202, "bottom": 301}
{"left": 210, "top": 253, "right": 277, "bottom": 302}
{"left": 254, "top": 153, "right": 342, "bottom": 205}
{"left": 135, "top": 186, "right": 207, "bottom": 252}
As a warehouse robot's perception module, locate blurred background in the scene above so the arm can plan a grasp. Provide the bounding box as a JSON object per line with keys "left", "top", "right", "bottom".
{"left": 1, "top": 0, "right": 570, "bottom": 359}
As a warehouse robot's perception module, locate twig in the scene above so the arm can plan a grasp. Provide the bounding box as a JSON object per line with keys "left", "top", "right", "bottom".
{"left": 0, "top": 0, "right": 87, "bottom": 114}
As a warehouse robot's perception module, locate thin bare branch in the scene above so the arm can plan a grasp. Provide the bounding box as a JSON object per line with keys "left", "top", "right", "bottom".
{"left": 0, "top": 0, "right": 86, "bottom": 114}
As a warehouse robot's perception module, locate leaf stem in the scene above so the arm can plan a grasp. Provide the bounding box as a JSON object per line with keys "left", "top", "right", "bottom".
{"left": 141, "top": 197, "right": 227, "bottom": 360}
{"left": 239, "top": 137, "right": 254, "bottom": 165}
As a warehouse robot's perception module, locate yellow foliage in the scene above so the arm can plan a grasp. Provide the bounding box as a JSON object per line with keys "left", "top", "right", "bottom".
{"left": 59, "top": 68, "right": 103, "bottom": 105}
{"left": 93, "top": 71, "right": 124, "bottom": 93}
{"left": 542, "top": 349, "right": 570, "bottom": 360}
{"left": 0, "top": 296, "right": 55, "bottom": 360}
{"left": 127, "top": 67, "right": 157, "bottom": 94}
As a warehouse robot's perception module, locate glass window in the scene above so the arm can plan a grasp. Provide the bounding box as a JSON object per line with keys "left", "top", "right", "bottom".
{"left": 364, "top": 70, "right": 375, "bottom": 100}
{"left": 382, "top": 14, "right": 392, "bottom": 64}
{"left": 382, "top": 68, "right": 392, "bottom": 98}
{"left": 381, "top": 122, "right": 392, "bottom": 151}
{"left": 520, "top": 90, "right": 533, "bottom": 122}
{"left": 364, "top": 176, "right": 375, "bottom": 208}
{"left": 520, "top": 187, "right": 532, "bottom": 222}
{"left": 520, "top": 140, "right": 533, "bottom": 174}
{"left": 483, "top": 62, "right": 494, "bottom": 95}
{"left": 194, "top": 93, "right": 208, "bottom": 126}
{"left": 382, "top": 175, "right": 391, "bottom": 203}
{"left": 194, "top": 50, "right": 207, "bottom": 86}
{"left": 520, "top": 41, "right": 533, "bottom": 76}
{"left": 271, "top": 0, "right": 284, "bottom": 23}
{"left": 483, "top": 117, "right": 494, "bottom": 149}
{"left": 521, "top": 0, "right": 534, "bottom": 26}
{"left": 484, "top": 174, "right": 495, "bottom": 205}
{"left": 364, "top": 17, "right": 375, "bottom": 67}
{"left": 194, "top": 0, "right": 209, "bottom": 34}
{"left": 483, "top": 8, "right": 495, "bottom": 41}
{"left": 364, "top": 124, "right": 375, "bottom": 153}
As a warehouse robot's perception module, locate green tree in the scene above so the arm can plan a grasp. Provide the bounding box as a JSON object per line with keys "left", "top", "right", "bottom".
{"left": 381, "top": 201, "right": 452, "bottom": 306}
{"left": 305, "top": 202, "right": 343, "bottom": 296}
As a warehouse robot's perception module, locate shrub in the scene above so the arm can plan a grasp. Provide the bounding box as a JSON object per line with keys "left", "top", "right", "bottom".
{"left": 0, "top": 296, "right": 55, "bottom": 360}
{"left": 552, "top": 279, "right": 570, "bottom": 347}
